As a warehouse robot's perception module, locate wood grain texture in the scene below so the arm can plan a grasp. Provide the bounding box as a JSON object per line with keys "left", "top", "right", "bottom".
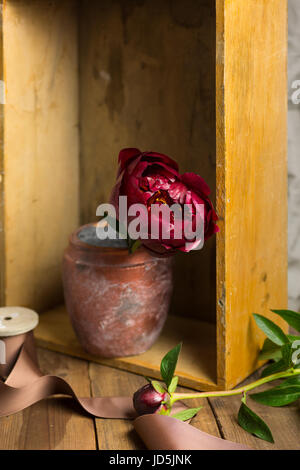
{"left": 90, "top": 362, "right": 221, "bottom": 450}
{"left": 0, "top": 348, "right": 96, "bottom": 450}
{"left": 1, "top": 347, "right": 300, "bottom": 450}
{"left": 0, "top": 347, "right": 220, "bottom": 451}
{"left": 209, "top": 370, "right": 300, "bottom": 450}
{"left": 1, "top": 0, "right": 79, "bottom": 310}
{"left": 36, "top": 305, "right": 218, "bottom": 391}
{"left": 79, "top": 0, "right": 217, "bottom": 323}
{"left": 90, "top": 364, "right": 146, "bottom": 450}
{"left": 216, "top": 0, "right": 288, "bottom": 388}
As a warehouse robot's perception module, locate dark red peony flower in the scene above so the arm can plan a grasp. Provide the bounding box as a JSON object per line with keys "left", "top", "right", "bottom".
{"left": 110, "top": 148, "right": 219, "bottom": 255}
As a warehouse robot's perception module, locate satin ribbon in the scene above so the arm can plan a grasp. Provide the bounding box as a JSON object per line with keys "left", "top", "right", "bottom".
{"left": 0, "top": 332, "right": 250, "bottom": 450}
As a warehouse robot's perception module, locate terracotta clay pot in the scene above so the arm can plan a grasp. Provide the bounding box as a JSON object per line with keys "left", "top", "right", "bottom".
{"left": 62, "top": 223, "right": 173, "bottom": 358}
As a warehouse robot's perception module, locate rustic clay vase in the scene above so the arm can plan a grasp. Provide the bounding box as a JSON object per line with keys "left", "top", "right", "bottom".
{"left": 62, "top": 223, "right": 173, "bottom": 358}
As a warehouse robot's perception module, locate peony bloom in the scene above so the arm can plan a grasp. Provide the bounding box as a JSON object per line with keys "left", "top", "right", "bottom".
{"left": 133, "top": 384, "right": 168, "bottom": 415}
{"left": 110, "top": 148, "right": 219, "bottom": 255}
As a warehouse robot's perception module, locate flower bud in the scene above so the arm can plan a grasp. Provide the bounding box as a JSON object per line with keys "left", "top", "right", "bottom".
{"left": 133, "top": 384, "right": 168, "bottom": 415}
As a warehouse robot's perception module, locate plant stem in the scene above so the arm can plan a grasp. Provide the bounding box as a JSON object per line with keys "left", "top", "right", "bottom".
{"left": 170, "top": 368, "right": 300, "bottom": 404}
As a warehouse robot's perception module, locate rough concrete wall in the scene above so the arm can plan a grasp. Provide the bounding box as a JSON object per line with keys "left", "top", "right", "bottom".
{"left": 288, "top": 0, "right": 300, "bottom": 311}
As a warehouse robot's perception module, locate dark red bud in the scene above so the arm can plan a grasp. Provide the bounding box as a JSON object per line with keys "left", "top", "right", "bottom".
{"left": 133, "top": 384, "right": 167, "bottom": 415}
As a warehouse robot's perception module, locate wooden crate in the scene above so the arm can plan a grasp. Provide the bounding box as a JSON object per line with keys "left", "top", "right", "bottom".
{"left": 0, "top": 0, "right": 287, "bottom": 390}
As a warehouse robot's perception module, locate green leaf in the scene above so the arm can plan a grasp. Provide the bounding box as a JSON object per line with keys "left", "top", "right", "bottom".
{"left": 160, "top": 343, "right": 182, "bottom": 388}
{"left": 172, "top": 407, "right": 202, "bottom": 421}
{"left": 259, "top": 337, "right": 300, "bottom": 368}
{"left": 276, "top": 375, "right": 300, "bottom": 388}
{"left": 128, "top": 238, "right": 142, "bottom": 254}
{"left": 238, "top": 402, "right": 274, "bottom": 443}
{"left": 281, "top": 343, "right": 293, "bottom": 368}
{"left": 253, "top": 314, "right": 289, "bottom": 346}
{"left": 250, "top": 386, "right": 300, "bottom": 407}
{"left": 259, "top": 338, "right": 282, "bottom": 362}
{"left": 271, "top": 309, "right": 300, "bottom": 333}
{"left": 261, "top": 358, "right": 287, "bottom": 378}
{"left": 168, "top": 376, "right": 179, "bottom": 394}
{"left": 288, "top": 334, "right": 300, "bottom": 343}
{"left": 151, "top": 380, "right": 166, "bottom": 394}
{"left": 144, "top": 376, "right": 152, "bottom": 383}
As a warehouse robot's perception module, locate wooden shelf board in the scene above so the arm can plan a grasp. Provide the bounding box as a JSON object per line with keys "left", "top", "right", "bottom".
{"left": 35, "top": 305, "right": 218, "bottom": 391}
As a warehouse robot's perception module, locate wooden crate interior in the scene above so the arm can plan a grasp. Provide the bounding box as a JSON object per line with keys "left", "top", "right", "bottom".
{"left": 1, "top": 0, "right": 218, "bottom": 389}
{"left": 79, "top": 0, "right": 217, "bottom": 325}
{"left": 0, "top": 0, "right": 288, "bottom": 391}
{"left": 2, "top": 0, "right": 216, "bottom": 321}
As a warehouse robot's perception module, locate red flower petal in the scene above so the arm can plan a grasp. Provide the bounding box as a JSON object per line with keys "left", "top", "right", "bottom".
{"left": 142, "top": 151, "right": 179, "bottom": 172}
{"left": 118, "top": 148, "right": 141, "bottom": 172}
{"left": 181, "top": 172, "right": 211, "bottom": 197}
{"left": 168, "top": 182, "right": 187, "bottom": 204}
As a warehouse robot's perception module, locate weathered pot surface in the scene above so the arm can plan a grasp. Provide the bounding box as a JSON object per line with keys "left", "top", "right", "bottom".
{"left": 62, "top": 223, "right": 173, "bottom": 358}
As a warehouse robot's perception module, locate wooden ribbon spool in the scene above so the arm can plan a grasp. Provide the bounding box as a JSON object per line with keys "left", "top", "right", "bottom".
{"left": 0, "top": 307, "right": 39, "bottom": 337}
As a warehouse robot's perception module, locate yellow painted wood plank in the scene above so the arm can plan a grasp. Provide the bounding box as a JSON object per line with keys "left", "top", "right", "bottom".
{"left": 0, "top": 0, "right": 4, "bottom": 306}
{"left": 1, "top": 0, "right": 79, "bottom": 310}
{"left": 216, "top": 0, "right": 288, "bottom": 388}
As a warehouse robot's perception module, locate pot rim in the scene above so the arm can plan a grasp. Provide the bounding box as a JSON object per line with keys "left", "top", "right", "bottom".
{"left": 69, "top": 223, "right": 164, "bottom": 265}
{"left": 69, "top": 222, "right": 132, "bottom": 254}
{"left": 67, "top": 223, "right": 173, "bottom": 267}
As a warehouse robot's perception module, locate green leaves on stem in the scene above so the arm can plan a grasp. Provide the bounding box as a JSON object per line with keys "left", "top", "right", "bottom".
{"left": 157, "top": 343, "right": 201, "bottom": 422}
{"left": 250, "top": 375, "right": 300, "bottom": 407}
{"left": 242, "top": 308, "right": 300, "bottom": 441}
{"left": 253, "top": 311, "right": 300, "bottom": 378}
{"left": 140, "top": 309, "right": 300, "bottom": 441}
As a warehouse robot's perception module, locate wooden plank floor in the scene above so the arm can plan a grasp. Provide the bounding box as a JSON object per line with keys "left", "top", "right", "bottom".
{"left": 0, "top": 347, "right": 299, "bottom": 450}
